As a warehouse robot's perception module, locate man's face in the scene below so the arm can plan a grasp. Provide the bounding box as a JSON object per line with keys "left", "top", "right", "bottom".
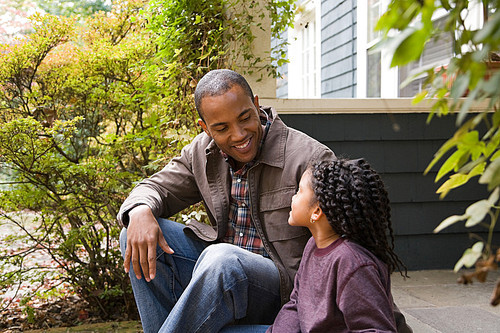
{"left": 198, "top": 84, "right": 263, "bottom": 169}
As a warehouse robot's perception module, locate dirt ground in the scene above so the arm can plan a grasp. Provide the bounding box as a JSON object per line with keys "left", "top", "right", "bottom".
{"left": 24, "top": 321, "right": 143, "bottom": 333}
{"left": 0, "top": 214, "right": 139, "bottom": 332}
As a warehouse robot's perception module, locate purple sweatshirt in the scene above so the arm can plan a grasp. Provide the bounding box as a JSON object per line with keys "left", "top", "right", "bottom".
{"left": 267, "top": 237, "right": 397, "bottom": 333}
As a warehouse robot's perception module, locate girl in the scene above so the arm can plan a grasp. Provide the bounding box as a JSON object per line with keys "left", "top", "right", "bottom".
{"left": 267, "top": 158, "right": 408, "bottom": 333}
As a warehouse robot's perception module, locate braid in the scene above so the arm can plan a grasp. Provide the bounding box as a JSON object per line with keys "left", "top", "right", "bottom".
{"left": 311, "top": 159, "right": 407, "bottom": 277}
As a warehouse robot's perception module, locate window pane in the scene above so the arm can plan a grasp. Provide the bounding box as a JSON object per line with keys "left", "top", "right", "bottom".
{"left": 398, "top": 15, "right": 453, "bottom": 97}
{"left": 289, "top": 11, "right": 318, "bottom": 98}
{"left": 367, "top": 50, "right": 381, "bottom": 97}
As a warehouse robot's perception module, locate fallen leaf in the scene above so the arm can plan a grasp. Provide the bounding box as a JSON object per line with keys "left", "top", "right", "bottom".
{"left": 491, "top": 279, "right": 500, "bottom": 306}
{"left": 458, "top": 272, "right": 475, "bottom": 284}
{"left": 78, "top": 309, "right": 89, "bottom": 321}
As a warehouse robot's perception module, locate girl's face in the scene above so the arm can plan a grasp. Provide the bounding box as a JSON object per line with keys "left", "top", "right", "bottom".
{"left": 289, "top": 170, "right": 317, "bottom": 227}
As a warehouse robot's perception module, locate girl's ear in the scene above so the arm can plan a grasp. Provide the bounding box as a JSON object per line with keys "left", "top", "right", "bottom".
{"left": 311, "top": 204, "right": 324, "bottom": 222}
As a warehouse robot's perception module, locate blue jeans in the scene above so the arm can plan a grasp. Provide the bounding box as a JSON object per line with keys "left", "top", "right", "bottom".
{"left": 119, "top": 218, "right": 280, "bottom": 333}
{"left": 219, "top": 325, "right": 269, "bottom": 333}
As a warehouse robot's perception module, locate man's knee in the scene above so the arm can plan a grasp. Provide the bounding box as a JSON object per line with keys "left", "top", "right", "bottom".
{"left": 195, "top": 243, "right": 245, "bottom": 276}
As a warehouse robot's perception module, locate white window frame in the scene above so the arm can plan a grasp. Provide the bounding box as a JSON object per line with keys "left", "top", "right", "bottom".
{"left": 287, "top": 0, "right": 321, "bottom": 98}
{"left": 358, "top": 1, "right": 484, "bottom": 98}
{"left": 357, "top": 0, "right": 398, "bottom": 98}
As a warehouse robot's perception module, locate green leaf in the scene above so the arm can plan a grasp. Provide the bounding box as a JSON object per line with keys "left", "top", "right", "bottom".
{"left": 435, "top": 149, "right": 466, "bottom": 182}
{"left": 437, "top": 173, "right": 469, "bottom": 196}
{"left": 488, "top": 187, "right": 500, "bottom": 206}
{"left": 437, "top": 188, "right": 500, "bottom": 232}
{"left": 391, "top": 28, "right": 427, "bottom": 67}
{"left": 492, "top": 110, "right": 500, "bottom": 128}
{"left": 491, "top": 150, "right": 500, "bottom": 161}
{"left": 454, "top": 242, "right": 484, "bottom": 272}
{"left": 458, "top": 131, "right": 484, "bottom": 161}
{"left": 479, "top": 157, "right": 500, "bottom": 191}
{"left": 460, "top": 130, "right": 479, "bottom": 146}
{"left": 457, "top": 157, "right": 486, "bottom": 174}
{"left": 412, "top": 90, "right": 428, "bottom": 105}
{"left": 450, "top": 72, "right": 470, "bottom": 100}
{"left": 425, "top": 136, "right": 460, "bottom": 175}
{"left": 457, "top": 88, "right": 479, "bottom": 125}
{"left": 434, "top": 214, "right": 467, "bottom": 233}
{"left": 375, "top": 1, "right": 422, "bottom": 32}
{"left": 425, "top": 118, "right": 479, "bottom": 175}
{"left": 482, "top": 71, "right": 500, "bottom": 96}
{"left": 484, "top": 129, "right": 500, "bottom": 158}
{"left": 437, "top": 163, "right": 485, "bottom": 198}
{"left": 464, "top": 199, "right": 491, "bottom": 227}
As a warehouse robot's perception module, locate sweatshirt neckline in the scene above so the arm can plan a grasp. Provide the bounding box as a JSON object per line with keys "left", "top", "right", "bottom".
{"left": 314, "top": 237, "right": 344, "bottom": 256}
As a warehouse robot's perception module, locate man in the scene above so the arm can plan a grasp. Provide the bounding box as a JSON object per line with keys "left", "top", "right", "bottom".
{"left": 118, "top": 69, "right": 410, "bottom": 333}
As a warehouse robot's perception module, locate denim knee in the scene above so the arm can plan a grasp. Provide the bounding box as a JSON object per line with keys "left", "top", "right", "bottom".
{"left": 193, "top": 244, "right": 250, "bottom": 295}
{"left": 195, "top": 243, "right": 244, "bottom": 276}
{"left": 119, "top": 227, "right": 127, "bottom": 257}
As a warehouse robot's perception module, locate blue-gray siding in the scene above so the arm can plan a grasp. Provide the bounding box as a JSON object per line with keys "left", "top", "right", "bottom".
{"left": 321, "top": 0, "right": 357, "bottom": 97}
{"left": 274, "top": 0, "right": 358, "bottom": 98}
{"left": 280, "top": 112, "right": 499, "bottom": 270}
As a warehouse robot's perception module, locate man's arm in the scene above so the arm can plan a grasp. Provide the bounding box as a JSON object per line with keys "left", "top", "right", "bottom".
{"left": 117, "top": 134, "right": 209, "bottom": 226}
{"left": 118, "top": 137, "right": 205, "bottom": 280}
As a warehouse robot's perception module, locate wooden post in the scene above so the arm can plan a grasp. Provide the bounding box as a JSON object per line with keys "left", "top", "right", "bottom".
{"left": 228, "top": 0, "right": 276, "bottom": 99}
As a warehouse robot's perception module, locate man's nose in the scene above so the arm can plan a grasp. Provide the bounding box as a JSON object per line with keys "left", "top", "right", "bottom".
{"left": 231, "top": 125, "right": 246, "bottom": 140}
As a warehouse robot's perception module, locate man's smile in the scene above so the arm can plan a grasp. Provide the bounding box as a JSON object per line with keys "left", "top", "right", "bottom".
{"left": 234, "top": 137, "right": 252, "bottom": 150}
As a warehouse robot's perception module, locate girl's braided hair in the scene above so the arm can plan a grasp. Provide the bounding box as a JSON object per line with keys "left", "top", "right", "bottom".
{"left": 310, "top": 158, "right": 407, "bottom": 276}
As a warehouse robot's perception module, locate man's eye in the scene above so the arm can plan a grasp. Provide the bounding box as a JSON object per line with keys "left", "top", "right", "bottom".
{"left": 216, "top": 127, "right": 227, "bottom": 132}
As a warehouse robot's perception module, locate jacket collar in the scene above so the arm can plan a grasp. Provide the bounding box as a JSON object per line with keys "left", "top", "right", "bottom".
{"left": 204, "top": 106, "right": 287, "bottom": 169}
{"left": 255, "top": 106, "right": 286, "bottom": 169}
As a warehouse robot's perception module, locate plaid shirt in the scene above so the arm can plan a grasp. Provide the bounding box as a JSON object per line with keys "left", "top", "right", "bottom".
{"left": 222, "top": 111, "right": 271, "bottom": 257}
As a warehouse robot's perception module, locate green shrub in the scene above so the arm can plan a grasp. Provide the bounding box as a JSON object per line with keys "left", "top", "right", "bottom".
{"left": 0, "top": 0, "right": 294, "bottom": 322}
{"left": 377, "top": 0, "right": 500, "bottom": 286}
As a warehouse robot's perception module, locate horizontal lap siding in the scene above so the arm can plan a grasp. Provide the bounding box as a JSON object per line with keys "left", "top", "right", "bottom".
{"left": 321, "top": 0, "right": 357, "bottom": 97}
{"left": 280, "top": 112, "right": 499, "bottom": 270}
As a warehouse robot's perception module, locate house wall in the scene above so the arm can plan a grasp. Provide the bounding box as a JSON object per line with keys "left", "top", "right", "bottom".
{"left": 274, "top": 0, "right": 358, "bottom": 98}
{"left": 262, "top": 98, "right": 499, "bottom": 270}
{"left": 321, "top": 0, "right": 357, "bottom": 97}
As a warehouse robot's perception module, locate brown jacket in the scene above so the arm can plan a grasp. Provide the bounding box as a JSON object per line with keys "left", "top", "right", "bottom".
{"left": 117, "top": 106, "right": 335, "bottom": 304}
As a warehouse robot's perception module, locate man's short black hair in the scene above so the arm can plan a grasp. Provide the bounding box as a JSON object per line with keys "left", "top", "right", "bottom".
{"left": 194, "top": 69, "right": 254, "bottom": 121}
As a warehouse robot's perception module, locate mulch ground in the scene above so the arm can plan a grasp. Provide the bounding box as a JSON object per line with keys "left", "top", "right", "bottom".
{"left": 0, "top": 215, "right": 137, "bottom": 332}
{"left": 0, "top": 295, "right": 132, "bottom": 332}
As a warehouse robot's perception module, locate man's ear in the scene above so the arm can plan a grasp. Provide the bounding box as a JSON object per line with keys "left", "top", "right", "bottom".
{"left": 198, "top": 119, "right": 211, "bottom": 137}
{"left": 253, "top": 95, "right": 259, "bottom": 109}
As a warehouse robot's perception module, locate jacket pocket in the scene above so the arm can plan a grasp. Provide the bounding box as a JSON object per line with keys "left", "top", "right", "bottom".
{"left": 259, "top": 186, "right": 309, "bottom": 242}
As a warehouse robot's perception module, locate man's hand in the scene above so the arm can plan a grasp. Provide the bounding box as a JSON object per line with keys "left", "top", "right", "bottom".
{"left": 124, "top": 205, "right": 173, "bottom": 282}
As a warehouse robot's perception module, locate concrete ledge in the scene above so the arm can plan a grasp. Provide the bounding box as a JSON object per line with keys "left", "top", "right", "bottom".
{"left": 260, "top": 98, "right": 490, "bottom": 114}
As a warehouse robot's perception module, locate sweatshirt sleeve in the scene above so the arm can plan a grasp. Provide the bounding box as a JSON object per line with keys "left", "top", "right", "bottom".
{"left": 337, "top": 264, "right": 397, "bottom": 333}
{"left": 266, "top": 268, "right": 302, "bottom": 333}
